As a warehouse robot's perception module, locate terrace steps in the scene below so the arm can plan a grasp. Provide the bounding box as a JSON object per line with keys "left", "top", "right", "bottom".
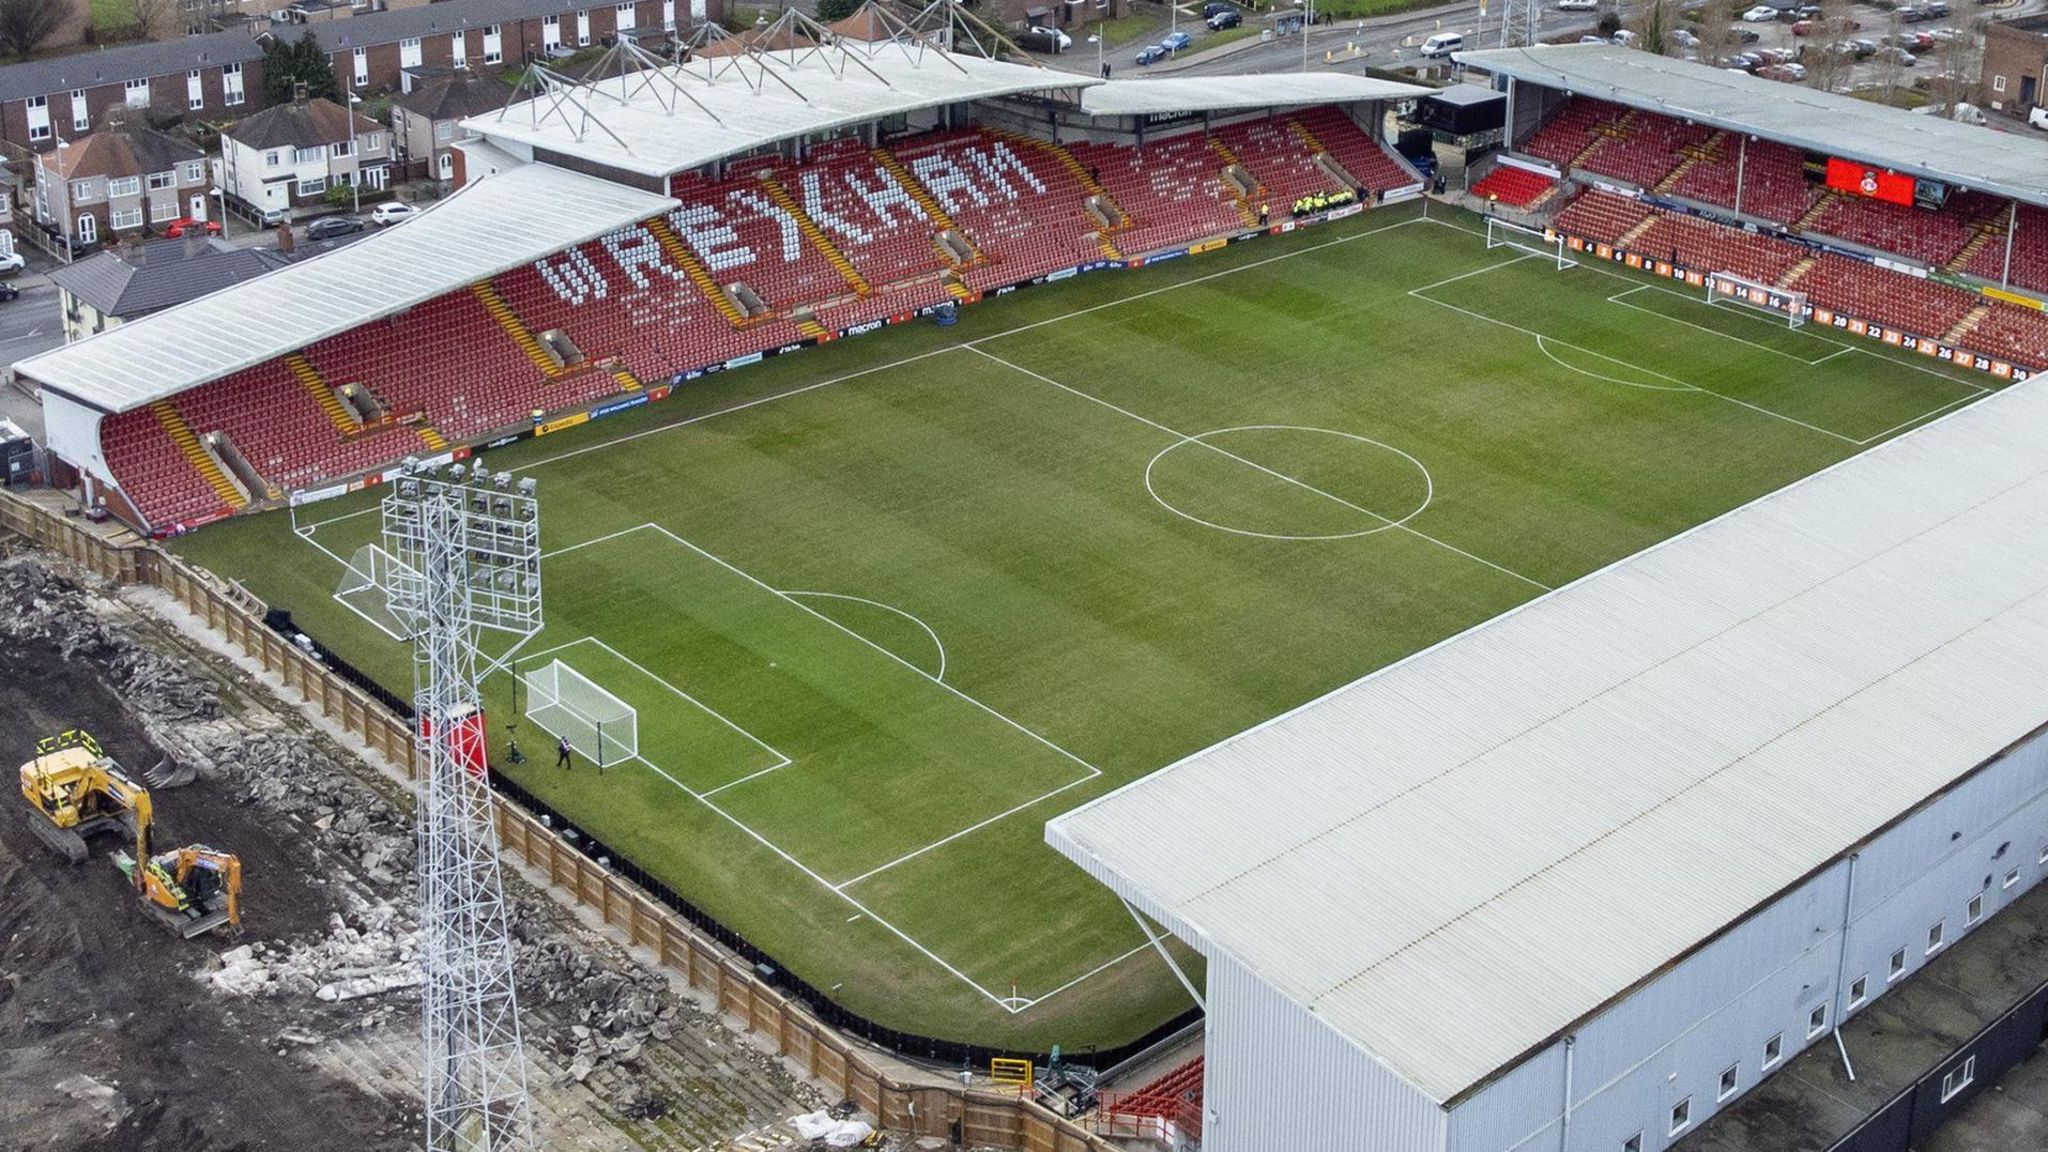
{"left": 1795, "top": 190, "right": 1838, "bottom": 232}
{"left": 472, "top": 280, "right": 561, "bottom": 377}
{"left": 416, "top": 426, "right": 447, "bottom": 452}
{"left": 150, "top": 401, "right": 245, "bottom": 509}
{"left": 1948, "top": 227, "right": 1998, "bottom": 275}
{"left": 760, "top": 175, "right": 871, "bottom": 295}
{"left": 1944, "top": 304, "right": 1991, "bottom": 345}
{"left": 645, "top": 216, "right": 753, "bottom": 328}
{"left": 871, "top": 147, "right": 983, "bottom": 266}
{"left": 1780, "top": 257, "right": 1819, "bottom": 289}
{"left": 286, "top": 354, "right": 357, "bottom": 434}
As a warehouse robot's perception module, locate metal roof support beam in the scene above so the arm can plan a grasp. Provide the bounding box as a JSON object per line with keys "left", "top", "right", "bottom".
{"left": 1121, "top": 897, "right": 1205, "bottom": 1012}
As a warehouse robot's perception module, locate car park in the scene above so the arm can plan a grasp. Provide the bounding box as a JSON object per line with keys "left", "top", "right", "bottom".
{"left": 1161, "top": 30, "right": 1192, "bottom": 51}
{"left": 1742, "top": 6, "right": 1779, "bottom": 22}
{"left": 370, "top": 202, "right": 417, "bottom": 226}
{"left": 1206, "top": 8, "right": 1240, "bottom": 28}
{"left": 306, "top": 216, "right": 366, "bottom": 241}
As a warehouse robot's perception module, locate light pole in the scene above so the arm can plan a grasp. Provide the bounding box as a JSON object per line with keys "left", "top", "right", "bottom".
{"left": 347, "top": 84, "right": 363, "bottom": 214}
{"left": 1296, "top": 0, "right": 1314, "bottom": 72}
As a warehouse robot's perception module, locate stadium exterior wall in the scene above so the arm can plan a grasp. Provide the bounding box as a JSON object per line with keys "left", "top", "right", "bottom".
{"left": 1438, "top": 731, "right": 2048, "bottom": 1152}
{"left": 1203, "top": 950, "right": 1446, "bottom": 1152}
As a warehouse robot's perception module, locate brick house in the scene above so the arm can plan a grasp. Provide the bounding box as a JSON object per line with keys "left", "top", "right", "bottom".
{"left": 30, "top": 125, "right": 211, "bottom": 257}
{"left": 391, "top": 68, "right": 515, "bottom": 186}
{"left": 0, "top": 31, "right": 260, "bottom": 153}
{"left": 47, "top": 236, "right": 286, "bottom": 342}
{"left": 1983, "top": 15, "right": 2048, "bottom": 119}
{"left": 0, "top": 0, "right": 722, "bottom": 153}
{"left": 218, "top": 94, "right": 391, "bottom": 222}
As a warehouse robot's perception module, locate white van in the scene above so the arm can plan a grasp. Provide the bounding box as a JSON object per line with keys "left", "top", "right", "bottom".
{"left": 1421, "top": 32, "right": 1463, "bottom": 58}
{"left": 2030, "top": 106, "right": 2048, "bottom": 132}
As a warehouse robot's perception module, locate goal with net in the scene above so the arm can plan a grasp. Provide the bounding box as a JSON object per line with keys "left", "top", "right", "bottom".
{"left": 524, "top": 659, "right": 637, "bottom": 769}
{"left": 1705, "top": 271, "right": 1807, "bottom": 329}
{"left": 1486, "top": 216, "right": 1577, "bottom": 271}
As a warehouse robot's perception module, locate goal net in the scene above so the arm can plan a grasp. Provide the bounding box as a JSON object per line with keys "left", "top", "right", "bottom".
{"left": 1705, "top": 271, "right": 1807, "bottom": 329}
{"left": 524, "top": 659, "right": 637, "bottom": 769}
{"left": 335, "top": 543, "right": 418, "bottom": 641}
{"left": 1486, "top": 216, "right": 1576, "bottom": 270}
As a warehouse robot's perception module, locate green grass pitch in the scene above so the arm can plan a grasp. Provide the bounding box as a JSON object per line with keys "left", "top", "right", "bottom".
{"left": 171, "top": 202, "right": 1996, "bottom": 1052}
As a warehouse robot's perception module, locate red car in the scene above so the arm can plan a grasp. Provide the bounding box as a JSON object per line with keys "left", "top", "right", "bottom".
{"left": 162, "top": 217, "right": 221, "bottom": 238}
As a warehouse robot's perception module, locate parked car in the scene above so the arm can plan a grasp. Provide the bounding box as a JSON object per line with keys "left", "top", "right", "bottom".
{"left": 1731, "top": 27, "right": 1761, "bottom": 42}
{"left": 2029, "top": 106, "right": 2048, "bottom": 132}
{"left": 1896, "top": 4, "right": 1927, "bottom": 22}
{"left": 1671, "top": 28, "right": 1700, "bottom": 48}
{"left": 1789, "top": 5, "right": 1824, "bottom": 18}
{"left": 1558, "top": 0, "right": 1597, "bottom": 10}
{"left": 0, "top": 250, "right": 24, "bottom": 275}
{"left": 0, "top": 281, "right": 19, "bottom": 302}
{"left": 1136, "top": 43, "right": 1168, "bottom": 64}
{"left": 1161, "top": 30, "right": 1192, "bottom": 51}
{"left": 1760, "top": 61, "right": 1808, "bottom": 81}
{"left": 370, "top": 202, "right": 418, "bottom": 226}
{"left": 1019, "top": 25, "right": 1072, "bottom": 51}
{"left": 162, "top": 217, "right": 221, "bottom": 238}
{"left": 1914, "top": 101, "right": 1985, "bottom": 125}
{"left": 1728, "top": 52, "right": 1764, "bottom": 70}
{"left": 1928, "top": 26, "right": 1964, "bottom": 42}
{"left": 1851, "top": 38, "right": 1879, "bottom": 57}
{"left": 1924, "top": 0, "right": 1949, "bottom": 15}
{"left": 1757, "top": 46, "right": 1794, "bottom": 64}
{"left": 1579, "top": 34, "right": 1606, "bottom": 43}
{"left": 1207, "top": 8, "right": 1241, "bottom": 28}
{"left": 1612, "top": 28, "right": 1638, "bottom": 45}
{"left": 1876, "top": 46, "right": 1917, "bottom": 66}
{"left": 1741, "top": 6, "right": 1780, "bottom": 22}
{"left": 306, "top": 215, "right": 366, "bottom": 240}
{"left": 1202, "top": 1, "right": 1237, "bottom": 16}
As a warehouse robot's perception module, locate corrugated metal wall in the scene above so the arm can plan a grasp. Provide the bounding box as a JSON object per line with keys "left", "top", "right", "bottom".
{"left": 1204, "top": 951, "right": 1447, "bottom": 1152}
{"left": 1443, "top": 731, "right": 2048, "bottom": 1152}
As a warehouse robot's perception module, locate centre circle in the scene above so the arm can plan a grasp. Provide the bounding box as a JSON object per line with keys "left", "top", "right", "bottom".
{"left": 1144, "top": 425, "right": 1433, "bottom": 541}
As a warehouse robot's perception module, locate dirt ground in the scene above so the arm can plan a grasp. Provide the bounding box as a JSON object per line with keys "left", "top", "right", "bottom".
{"left": 0, "top": 545, "right": 838, "bottom": 1151}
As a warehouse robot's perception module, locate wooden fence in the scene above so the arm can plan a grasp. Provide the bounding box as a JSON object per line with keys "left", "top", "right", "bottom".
{"left": 0, "top": 490, "right": 1123, "bottom": 1151}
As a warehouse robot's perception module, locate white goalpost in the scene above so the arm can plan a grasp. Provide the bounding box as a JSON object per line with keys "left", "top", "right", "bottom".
{"left": 1705, "top": 271, "right": 1807, "bottom": 329}
{"left": 1486, "top": 215, "right": 1577, "bottom": 271}
{"left": 524, "top": 659, "right": 638, "bottom": 769}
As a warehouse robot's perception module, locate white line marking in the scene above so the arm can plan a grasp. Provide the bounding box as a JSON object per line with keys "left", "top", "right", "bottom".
{"left": 528, "top": 634, "right": 791, "bottom": 773}
{"left": 512, "top": 212, "right": 1433, "bottom": 475}
{"left": 967, "top": 346, "right": 1554, "bottom": 592}
{"left": 1534, "top": 334, "right": 1697, "bottom": 393}
{"left": 780, "top": 589, "right": 947, "bottom": 681}
{"left": 1143, "top": 425, "right": 1434, "bottom": 541}
{"left": 1604, "top": 286, "right": 1843, "bottom": 366}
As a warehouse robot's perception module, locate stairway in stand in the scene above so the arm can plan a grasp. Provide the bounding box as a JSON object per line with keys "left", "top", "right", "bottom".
{"left": 150, "top": 401, "right": 245, "bottom": 509}
{"left": 472, "top": 280, "right": 560, "bottom": 377}
{"left": 286, "top": 354, "right": 356, "bottom": 434}
{"left": 1779, "top": 257, "right": 1818, "bottom": 289}
{"left": 761, "top": 176, "right": 871, "bottom": 295}
{"left": 646, "top": 216, "right": 753, "bottom": 327}
{"left": 416, "top": 426, "right": 447, "bottom": 452}
{"left": 1794, "top": 191, "right": 1837, "bottom": 232}
{"left": 1948, "top": 227, "right": 1998, "bottom": 275}
{"left": 1944, "top": 305, "right": 1991, "bottom": 345}
{"left": 872, "top": 147, "right": 984, "bottom": 265}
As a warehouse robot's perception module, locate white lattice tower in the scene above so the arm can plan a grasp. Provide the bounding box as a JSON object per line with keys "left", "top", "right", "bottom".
{"left": 383, "top": 459, "right": 543, "bottom": 1152}
{"left": 1498, "top": 0, "right": 1540, "bottom": 46}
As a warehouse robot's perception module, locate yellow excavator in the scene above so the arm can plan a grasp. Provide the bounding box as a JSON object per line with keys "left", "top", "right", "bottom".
{"left": 115, "top": 842, "right": 244, "bottom": 939}
{"left": 18, "top": 729, "right": 150, "bottom": 865}
{"left": 21, "top": 730, "right": 244, "bottom": 937}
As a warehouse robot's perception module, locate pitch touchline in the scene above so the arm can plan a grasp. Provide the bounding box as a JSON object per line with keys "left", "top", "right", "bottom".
{"left": 964, "top": 345, "right": 1555, "bottom": 593}
{"left": 513, "top": 212, "right": 1432, "bottom": 475}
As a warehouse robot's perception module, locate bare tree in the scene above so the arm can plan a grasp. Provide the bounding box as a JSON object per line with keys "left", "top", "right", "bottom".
{"left": 1804, "top": 0, "right": 1855, "bottom": 93}
{"left": 1875, "top": 8, "right": 1907, "bottom": 106}
{"left": 0, "top": 0, "right": 68, "bottom": 57}
{"left": 1696, "top": 0, "right": 1733, "bottom": 68}
{"left": 130, "top": 0, "right": 174, "bottom": 37}
{"left": 1935, "top": 22, "right": 1985, "bottom": 116}
{"left": 1631, "top": 0, "right": 1680, "bottom": 55}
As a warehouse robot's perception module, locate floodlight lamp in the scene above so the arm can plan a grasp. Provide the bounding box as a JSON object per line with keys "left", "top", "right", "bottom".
{"left": 518, "top": 478, "right": 537, "bottom": 497}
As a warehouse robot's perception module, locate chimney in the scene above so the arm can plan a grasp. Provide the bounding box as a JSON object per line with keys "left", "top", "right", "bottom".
{"left": 294, "top": 80, "right": 309, "bottom": 104}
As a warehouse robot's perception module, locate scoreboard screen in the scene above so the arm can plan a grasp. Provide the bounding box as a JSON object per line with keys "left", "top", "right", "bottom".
{"left": 1824, "top": 157, "right": 1916, "bottom": 207}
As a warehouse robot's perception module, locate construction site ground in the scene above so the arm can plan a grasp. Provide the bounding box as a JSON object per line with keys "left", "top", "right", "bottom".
{"left": 0, "top": 542, "right": 907, "bottom": 1151}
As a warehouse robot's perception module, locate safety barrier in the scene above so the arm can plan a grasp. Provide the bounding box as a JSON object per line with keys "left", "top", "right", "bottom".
{"left": 0, "top": 488, "right": 1144, "bottom": 1152}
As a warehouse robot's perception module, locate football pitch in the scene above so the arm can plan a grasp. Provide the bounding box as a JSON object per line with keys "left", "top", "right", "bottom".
{"left": 171, "top": 202, "right": 1998, "bottom": 1051}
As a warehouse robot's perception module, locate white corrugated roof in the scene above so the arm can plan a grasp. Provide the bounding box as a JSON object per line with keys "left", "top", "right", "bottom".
{"left": 18, "top": 163, "right": 675, "bottom": 414}
{"left": 1079, "top": 74, "right": 1430, "bottom": 117}
{"left": 464, "top": 47, "right": 1092, "bottom": 179}
{"left": 1457, "top": 44, "right": 2048, "bottom": 210}
{"left": 1048, "top": 380, "right": 2048, "bottom": 1105}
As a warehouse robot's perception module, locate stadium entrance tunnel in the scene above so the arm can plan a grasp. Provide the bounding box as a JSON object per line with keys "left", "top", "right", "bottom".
{"left": 1143, "top": 426, "right": 1432, "bottom": 541}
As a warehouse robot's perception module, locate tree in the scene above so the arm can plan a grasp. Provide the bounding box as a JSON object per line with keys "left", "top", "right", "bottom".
{"left": 262, "top": 32, "right": 342, "bottom": 106}
{"left": 1695, "top": 0, "right": 1732, "bottom": 67}
{"left": 1630, "top": 0, "right": 1679, "bottom": 57}
{"left": 815, "top": 0, "right": 862, "bottom": 22}
{"left": 1875, "top": 9, "right": 1906, "bottom": 106}
{"left": 130, "top": 0, "right": 174, "bottom": 38}
{"left": 0, "top": 0, "right": 70, "bottom": 58}
{"left": 1935, "top": 22, "right": 1984, "bottom": 115}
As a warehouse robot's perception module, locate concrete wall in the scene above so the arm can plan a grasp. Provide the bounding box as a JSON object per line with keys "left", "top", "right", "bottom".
{"left": 1444, "top": 735, "right": 2048, "bottom": 1152}
{"left": 1204, "top": 950, "right": 1447, "bottom": 1152}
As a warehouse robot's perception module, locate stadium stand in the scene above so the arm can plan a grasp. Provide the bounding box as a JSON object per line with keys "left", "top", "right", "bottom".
{"left": 1661, "top": 135, "right": 1819, "bottom": 227}
{"left": 1551, "top": 189, "right": 1653, "bottom": 247}
{"left": 1471, "top": 164, "right": 1557, "bottom": 208}
{"left": 1962, "top": 203, "right": 2048, "bottom": 296}
{"left": 1796, "top": 253, "right": 1979, "bottom": 338}
{"left": 1577, "top": 111, "right": 1709, "bottom": 190}
{"left": 1628, "top": 211, "right": 1806, "bottom": 287}
{"left": 1094, "top": 1055, "right": 1205, "bottom": 1143}
{"left": 81, "top": 109, "right": 1420, "bottom": 531}
{"left": 1806, "top": 191, "right": 1984, "bottom": 269}
{"left": 1520, "top": 98, "right": 1624, "bottom": 171}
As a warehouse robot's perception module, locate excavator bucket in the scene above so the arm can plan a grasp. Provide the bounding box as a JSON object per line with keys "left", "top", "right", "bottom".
{"left": 144, "top": 755, "right": 197, "bottom": 789}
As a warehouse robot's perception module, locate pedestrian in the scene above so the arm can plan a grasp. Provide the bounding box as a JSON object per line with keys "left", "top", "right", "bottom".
{"left": 1258, "top": 201, "right": 1270, "bottom": 226}
{"left": 1090, "top": 163, "right": 1101, "bottom": 184}
{"left": 556, "top": 735, "right": 572, "bottom": 770}
{"left": 1101, "top": 61, "right": 1112, "bottom": 79}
